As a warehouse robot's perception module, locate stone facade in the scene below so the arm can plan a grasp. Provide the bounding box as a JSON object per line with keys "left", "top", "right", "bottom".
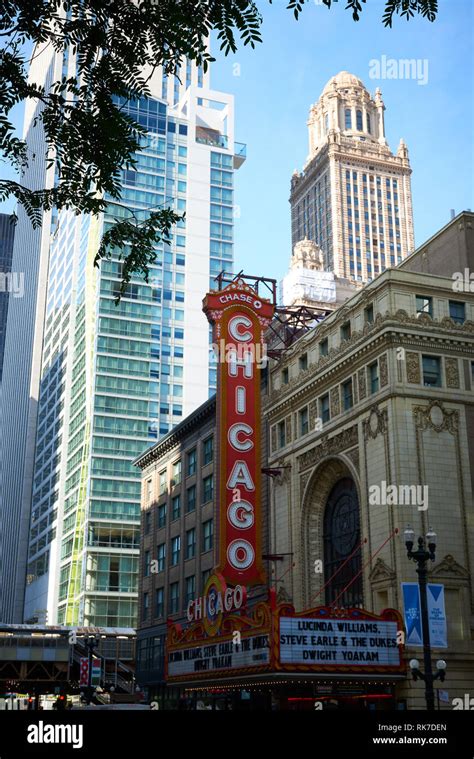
{"left": 266, "top": 224, "right": 474, "bottom": 709}
{"left": 290, "top": 71, "right": 415, "bottom": 284}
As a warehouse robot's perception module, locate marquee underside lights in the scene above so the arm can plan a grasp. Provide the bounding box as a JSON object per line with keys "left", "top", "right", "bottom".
{"left": 203, "top": 280, "right": 274, "bottom": 586}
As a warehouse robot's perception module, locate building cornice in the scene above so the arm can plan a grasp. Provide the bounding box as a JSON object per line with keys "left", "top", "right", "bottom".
{"left": 265, "top": 310, "right": 474, "bottom": 416}
{"left": 134, "top": 395, "right": 216, "bottom": 469}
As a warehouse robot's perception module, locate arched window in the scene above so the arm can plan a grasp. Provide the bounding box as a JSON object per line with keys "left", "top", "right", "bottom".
{"left": 356, "top": 109, "right": 363, "bottom": 131}
{"left": 344, "top": 109, "right": 352, "bottom": 130}
{"left": 323, "top": 478, "right": 363, "bottom": 608}
{"left": 366, "top": 113, "right": 371, "bottom": 134}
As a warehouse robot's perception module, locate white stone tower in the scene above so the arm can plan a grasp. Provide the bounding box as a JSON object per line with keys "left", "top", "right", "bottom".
{"left": 290, "top": 71, "right": 415, "bottom": 283}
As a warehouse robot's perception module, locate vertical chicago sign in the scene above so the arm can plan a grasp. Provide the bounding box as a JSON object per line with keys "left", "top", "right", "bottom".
{"left": 203, "top": 280, "right": 274, "bottom": 586}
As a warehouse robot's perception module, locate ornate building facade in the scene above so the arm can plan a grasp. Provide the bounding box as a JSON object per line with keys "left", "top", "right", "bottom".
{"left": 135, "top": 213, "right": 473, "bottom": 709}
{"left": 290, "top": 71, "right": 415, "bottom": 283}
{"left": 266, "top": 212, "right": 474, "bottom": 708}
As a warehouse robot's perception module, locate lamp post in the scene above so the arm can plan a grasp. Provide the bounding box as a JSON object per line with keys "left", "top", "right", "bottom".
{"left": 404, "top": 526, "right": 446, "bottom": 710}
{"left": 85, "top": 635, "right": 100, "bottom": 705}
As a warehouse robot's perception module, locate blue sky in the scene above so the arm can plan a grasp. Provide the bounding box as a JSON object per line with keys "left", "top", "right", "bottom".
{"left": 210, "top": 0, "right": 474, "bottom": 284}
{"left": 1, "top": 0, "right": 473, "bottom": 287}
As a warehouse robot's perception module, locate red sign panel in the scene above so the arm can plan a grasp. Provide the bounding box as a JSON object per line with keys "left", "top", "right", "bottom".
{"left": 203, "top": 281, "right": 274, "bottom": 585}
{"left": 79, "top": 657, "right": 89, "bottom": 686}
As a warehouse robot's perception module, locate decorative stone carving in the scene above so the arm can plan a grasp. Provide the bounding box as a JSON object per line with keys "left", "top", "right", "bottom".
{"left": 291, "top": 238, "right": 325, "bottom": 271}
{"left": 416, "top": 312, "right": 433, "bottom": 325}
{"left": 445, "top": 357, "right": 460, "bottom": 389}
{"left": 275, "top": 463, "right": 292, "bottom": 485}
{"left": 285, "top": 415, "right": 292, "bottom": 444}
{"left": 363, "top": 405, "right": 388, "bottom": 440}
{"left": 352, "top": 374, "right": 358, "bottom": 404}
{"left": 298, "top": 425, "right": 358, "bottom": 472}
{"left": 430, "top": 554, "right": 469, "bottom": 582}
{"left": 406, "top": 351, "right": 421, "bottom": 383}
{"left": 271, "top": 425, "right": 277, "bottom": 453}
{"left": 379, "top": 353, "right": 388, "bottom": 387}
{"left": 300, "top": 471, "right": 312, "bottom": 499}
{"left": 308, "top": 399, "right": 319, "bottom": 430}
{"left": 369, "top": 558, "right": 396, "bottom": 585}
{"left": 344, "top": 447, "right": 360, "bottom": 472}
{"left": 358, "top": 368, "right": 367, "bottom": 400}
{"left": 330, "top": 387, "right": 340, "bottom": 418}
{"left": 394, "top": 309, "right": 411, "bottom": 323}
{"left": 413, "top": 400, "right": 459, "bottom": 435}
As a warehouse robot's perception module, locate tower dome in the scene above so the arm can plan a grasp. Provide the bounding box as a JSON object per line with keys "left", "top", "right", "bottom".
{"left": 308, "top": 71, "right": 387, "bottom": 155}
{"left": 322, "top": 71, "right": 367, "bottom": 95}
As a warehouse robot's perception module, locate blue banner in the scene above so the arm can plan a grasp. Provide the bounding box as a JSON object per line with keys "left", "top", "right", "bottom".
{"left": 402, "top": 583, "right": 447, "bottom": 648}
{"left": 402, "top": 583, "right": 423, "bottom": 645}
{"left": 427, "top": 583, "right": 448, "bottom": 648}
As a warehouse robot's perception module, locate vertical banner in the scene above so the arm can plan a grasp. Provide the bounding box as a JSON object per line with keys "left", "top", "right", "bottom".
{"left": 91, "top": 657, "right": 101, "bottom": 685}
{"left": 79, "top": 657, "right": 89, "bottom": 686}
{"left": 427, "top": 584, "right": 447, "bottom": 648}
{"left": 402, "top": 582, "right": 447, "bottom": 648}
{"left": 203, "top": 280, "right": 274, "bottom": 586}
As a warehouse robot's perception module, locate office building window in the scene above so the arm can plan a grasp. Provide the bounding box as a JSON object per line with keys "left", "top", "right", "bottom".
{"left": 320, "top": 394, "right": 330, "bottom": 423}
{"left": 186, "top": 485, "right": 196, "bottom": 513}
{"left": 185, "top": 576, "right": 195, "bottom": 605}
{"left": 172, "top": 495, "right": 181, "bottom": 521}
{"left": 356, "top": 109, "right": 363, "bottom": 131}
{"left": 203, "top": 474, "right": 213, "bottom": 503}
{"left": 203, "top": 437, "right": 213, "bottom": 465}
{"left": 320, "top": 338, "right": 329, "bottom": 357}
{"left": 299, "top": 407, "right": 309, "bottom": 436}
{"left": 142, "top": 592, "right": 149, "bottom": 621}
{"left": 171, "top": 536, "right": 181, "bottom": 566}
{"left": 186, "top": 528, "right": 196, "bottom": 559}
{"left": 146, "top": 478, "right": 152, "bottom": 501}
{"left": 157, "top": 543, "right": 166, "bottom": 572}
{"left": 416, "top": 295, "right": 433, "bottom": 317}
{"left": 345, "top": 109, "right": 352, "bottom": 129}
{"left": 449, "top": 300, "right": 465, "bottom": 324}
{"left": 341, "top": 321, "right": 351, "bottom": 342}
{"left": 144, "top": 550, "right": 150, "bottom": 577}
{"left": 169, "top": 582, "right": 179, "bottom": 614}
{"left": 368, "top": 362, "right": 379, "bottom": 394}
{"left": 364, "top": 304, "right": 374, "bottom": 323}
{"left": 155, "top": 588, "right": 164, "bottom": 618}
{"left": 282, "top": 367, "right": 289, "bottom": 384}
{"left": 159, "top": 470, "right": 167, "bottom": 494}
{"left": 158, "top": 503, "right": 166, "bottom": 529}
{"left": 172, "top": 460, "right": 181, "bottom": 486}
{"left": 202, "top": 520, "right": 213, "bottom": 552}
{"left": 277, "top": 420, "right": 286, "bottom": 449}
{"left": 422, "top": 355, "right": 442, "bottom": 387}
{"left": 342, "top": 379, "right": 353, "bottom": 410}
{"left": 299, "top": 353, "right": 308, "bottom": 372}
{"left": 187, "top": 448, "right": 197, "bottom": 476}
{"left": 144, "top": 510, "right": 151, "bottom": 535}
{"left": 202, "top": 569, "right": 211, "bottom": 590}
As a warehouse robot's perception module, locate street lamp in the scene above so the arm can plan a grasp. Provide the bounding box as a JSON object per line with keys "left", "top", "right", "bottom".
{"left": 85, "top": 635, "right": 100, "bottom": 705}
{"left": 404, "top": 525, "right": 446, "bottom": 710}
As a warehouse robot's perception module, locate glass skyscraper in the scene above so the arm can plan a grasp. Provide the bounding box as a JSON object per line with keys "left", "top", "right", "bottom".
{"left": 1, "top": 45, "right": 245, "bottom": 626}
{"left": 0, "top": 213, "right": 15, "bottom": 384}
